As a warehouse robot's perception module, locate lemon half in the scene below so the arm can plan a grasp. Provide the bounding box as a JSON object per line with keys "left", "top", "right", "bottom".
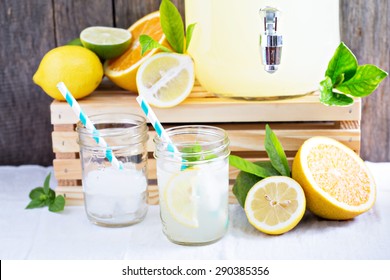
{"left": 292, "top": 136, "right": 376, "bottom": 220}
{"left": 136, "top": 52, "right": 195, "bottom": 108}
{"left": 244, "top": 176, "right": 306, "bottom": 235}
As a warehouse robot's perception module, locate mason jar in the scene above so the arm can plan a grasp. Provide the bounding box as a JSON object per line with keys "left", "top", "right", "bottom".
{"left": 154, "top": 125, "right": 230, "bottom": 245}
{"left": 77, "top": 113, "right": 149, "bottom": 227}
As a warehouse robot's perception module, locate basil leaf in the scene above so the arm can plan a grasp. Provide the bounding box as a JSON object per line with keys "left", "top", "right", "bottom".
{"left": 336, "top": 64, "right": 388, "bottom": 97}
{"left": 43, "top": 173, "right": 51, "bottom": 195}
{"left": 326, "top": 42, "right": 358, "bottom": 85}
{"left": 229, "top": 155, "right": 276, "bottom": 178}
{"left": 320, "top": 76, "right": 354, "bottom": 106}
{"left": 265, "top": 125, "right": 290, "bottom": 177}
{"left": 185, "top": 23, "right": 196, "bottom": 52}
{"left": 139, "top": 35, "right": 171, "bottom": 56}
{"left": 160, "top": 0, "right": 184, "bottom": 53}
{"left": 29, "top": 187, "right": 45, "bottom": 200}
{"left": 26, "top": 199, "right": 46, "bottom": 209}
{"left": 49, "top": 195, "right": 66, "bottom": 213}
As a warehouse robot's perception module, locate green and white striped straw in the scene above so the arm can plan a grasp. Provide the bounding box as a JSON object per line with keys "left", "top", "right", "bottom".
{"left": 56, "top": 82, "right": 123, "bottom": 170}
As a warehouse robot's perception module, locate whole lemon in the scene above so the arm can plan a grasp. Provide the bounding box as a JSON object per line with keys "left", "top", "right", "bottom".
{"left": 33, "top": 46, "right": 103, "bottom": 100}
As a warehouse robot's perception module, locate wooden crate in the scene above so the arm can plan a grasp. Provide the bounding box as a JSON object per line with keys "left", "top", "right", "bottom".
{"left": 50, "top": 81, "right": 361, "bottom": 205}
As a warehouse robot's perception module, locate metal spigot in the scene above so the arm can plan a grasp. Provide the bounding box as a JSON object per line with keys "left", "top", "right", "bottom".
{"left": 259, "top": 7, "right": 283, "bottom": 73}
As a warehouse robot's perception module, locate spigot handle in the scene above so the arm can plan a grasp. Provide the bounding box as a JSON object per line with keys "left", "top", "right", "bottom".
{"left": 259, "top": 7, "right": 280, "bottom": 35}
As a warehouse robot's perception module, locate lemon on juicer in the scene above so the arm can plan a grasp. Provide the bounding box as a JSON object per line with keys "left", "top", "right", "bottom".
{"left": 33, "top": 45, "right": 103, "bottom": 100}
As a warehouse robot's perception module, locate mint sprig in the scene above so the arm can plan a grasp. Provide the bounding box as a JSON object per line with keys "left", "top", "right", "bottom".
{"left": 320, "top": 42, "right": 388, "bottom": 106}
{"left": 140, "top": 0, "right": 196, "bottom": 55}
{"left": 26, "top": 173, "right": 65, "bottom": 213}
{"left": 230, "top": 125, "right": 290, "bottom": 206}
{"left": 230, "top": 125, "right": 289, "bottom": 178}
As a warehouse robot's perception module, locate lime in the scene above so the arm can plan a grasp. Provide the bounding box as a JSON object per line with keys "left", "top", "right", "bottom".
{"left": 245, "top": 176, "right": 306, "bottom": 235}
{"left": 136, "top": 53, "right": 195, "bottom": 108}
{"left": 33, "top": 46, "right": 103, "bottom": 100}
{"left": 80, "top": 26, "right": 132, "bottom": 60}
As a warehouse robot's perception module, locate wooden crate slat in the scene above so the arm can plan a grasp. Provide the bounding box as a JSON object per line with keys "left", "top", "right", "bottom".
{"left": 52, "top": 121, "right": 361, "bottom": 153}
{"left": 51, "top": 91, "right": 361, "bottom": 125}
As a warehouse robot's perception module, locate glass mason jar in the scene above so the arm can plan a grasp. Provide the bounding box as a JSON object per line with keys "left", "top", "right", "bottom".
{"left": 185, "top": 0, "right": 340, "bottom": 99}
{"left": 77, "top": 113, "right": 149, "bottom": 227}
{"left": 154, "top": 125, "right": 230, "bottom": 245}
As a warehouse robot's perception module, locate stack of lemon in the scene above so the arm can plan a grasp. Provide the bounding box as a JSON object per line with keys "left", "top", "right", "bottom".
{"left": 34, "top": 11, "right": 194, "bottom": 107}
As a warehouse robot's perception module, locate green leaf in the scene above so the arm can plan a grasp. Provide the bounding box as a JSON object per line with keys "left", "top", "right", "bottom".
{"left": 185, "top": 23, "right": 196, "bottom": 52}
{"left": 160, "top": 0, "right": 184, "bottom": 53}
{"left": 264, "top": 125, "right": 291, "bottom": 177}
{"left": 43, "top": 173, "right": 51, "bottom": 195}
{"left": 229, "top": 155, "right": 277, "bottom": 178}
{"left": 336, "top": 64, "right": 388, "bottom": 97}
{"left": 49, "top": 195, "right": 65, "bottom": 212}
{"left": 319, "top": 77, "right": 354, "bottom": 106}
{"left": 29, "top": 187, "right": 45, "bottom": 200}
{"left": 325, "top": 42, "right": 358, "bottom": 85}
{"left": 139, "top": 35, "right": 171, "bottom": 56}
{"left": 26, "top": 199, "right": 46, "bottom": 209}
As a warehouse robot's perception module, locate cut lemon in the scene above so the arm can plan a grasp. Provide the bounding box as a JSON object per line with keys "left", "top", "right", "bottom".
{"left": 292, "top": 136, "right": 376, "bottom": 220}
{"left": 104, "top": 11, "right": 168, "bottom": 92}
{"left": 80, "top": 26, "right": 132, "bottom": 59}
{"left": 136, "top": 52, "right": 195, "bottom": 108}
{"left": 164, "top": 169, "right": 199, "bottom": 228}
{"left": 244, "top": 176, "right": 306, "bottom": 235}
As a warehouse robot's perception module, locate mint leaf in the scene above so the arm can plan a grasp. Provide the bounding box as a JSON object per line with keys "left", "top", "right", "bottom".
{"left": 336, "top": 64, "right": 388, "bottom": 97}
{"left": 229, "top": 155, "right": 277, "bottom": 178}
{"left": 49, "top": 195, "right": 66, "bottom": 212}
{"left": 26, "top": 199, "right": 46, "bottom": 209}
{"left": 160, "top": 0, "right": 184, "bottom": 53}
{"left": 43, "top": 173, "right": 51, "bottom": 195}
{"left": 325, "top": 42, "right": 358, "bottom": 85}
{"left": 265, "top": 125, "right": 290, "bottom": 177}
{"left": 29, "top": 187, "right": 45, "bottom": 200}
{"left": 319, "top": 76, "right": 354, "bottom": 106}
{"left": 185, "top": 23, "right": 196, "bottom": 52}
{"left": 139, "top": 35, "right": 171, "bottom": 56}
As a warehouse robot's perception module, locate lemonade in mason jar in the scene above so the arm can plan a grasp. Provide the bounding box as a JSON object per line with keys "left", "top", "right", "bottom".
{"left": 154, "top": 125, "right": 230, "bottom": 245}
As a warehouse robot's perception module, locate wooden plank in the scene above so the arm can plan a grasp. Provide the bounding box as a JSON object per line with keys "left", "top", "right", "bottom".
{"left": 51, "top": 121, "right": 361, "bottom": 154}
{"left": 0, "top": 0, "right": 55, "bottom": 166}
{"left": 53, "top": 0, "right": 113, "bottom": 45}
{"left": 340, "top": 0, "right": 390, "bottom": 161}
{"left": 50, "top": 91, "right": 361, "bottom": 125}
{"left": 114, "top": 0, "right": 185, "bottom": 29}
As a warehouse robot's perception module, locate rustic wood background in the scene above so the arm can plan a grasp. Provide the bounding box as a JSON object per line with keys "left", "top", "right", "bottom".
{"left": 0, "top": 0, "right": 388, "bottom": 166}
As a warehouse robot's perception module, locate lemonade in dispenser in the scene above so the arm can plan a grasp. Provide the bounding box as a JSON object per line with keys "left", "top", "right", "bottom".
{"left": 185, "top": 0, "right": 340, "bottom": 99}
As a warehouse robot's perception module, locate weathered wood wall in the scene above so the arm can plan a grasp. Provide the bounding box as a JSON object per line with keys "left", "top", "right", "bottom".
{"left": 0, "top": 0, "right": 388, "bottom": 165}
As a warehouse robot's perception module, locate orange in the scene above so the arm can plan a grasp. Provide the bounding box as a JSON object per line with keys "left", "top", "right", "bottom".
{"left": 104, "top": 11, "right": 168, "bottom": 92}
{"left": 292, "top": 137, "right": 376, "bottom": 220}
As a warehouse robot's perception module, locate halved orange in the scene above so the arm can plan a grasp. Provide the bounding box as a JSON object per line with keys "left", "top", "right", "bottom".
{"left": 104, "top": 11, "right": 168, "bottom": 92}
{"left": 292, "top": 137, "right": 376, "bottom": 220}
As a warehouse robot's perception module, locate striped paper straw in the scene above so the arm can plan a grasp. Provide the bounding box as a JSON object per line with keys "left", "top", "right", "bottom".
{"left": 56, "top": 82, "right": 123, "bottom": 170}
{"left": 136, "top": 96, "right": 178, "bottom": 154}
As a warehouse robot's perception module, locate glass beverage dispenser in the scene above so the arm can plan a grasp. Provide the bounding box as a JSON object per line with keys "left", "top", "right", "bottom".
{"left": 185, "top": 0, "right": 340, "bottom": 99}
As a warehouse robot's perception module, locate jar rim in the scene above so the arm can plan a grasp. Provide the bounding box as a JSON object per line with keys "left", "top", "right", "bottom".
{"left": 153, "top": 125, "right": 230, "bottom": 162}
{"left": 76, "top": 112, "right": 147, "bottom": 138}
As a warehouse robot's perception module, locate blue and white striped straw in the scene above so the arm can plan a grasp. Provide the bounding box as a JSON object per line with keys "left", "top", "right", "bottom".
{"left": 136, "top": 96, "right": 178, "bottom": 154}
{"left": 56, "top": 82, "right": 123, "bottom": 170}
